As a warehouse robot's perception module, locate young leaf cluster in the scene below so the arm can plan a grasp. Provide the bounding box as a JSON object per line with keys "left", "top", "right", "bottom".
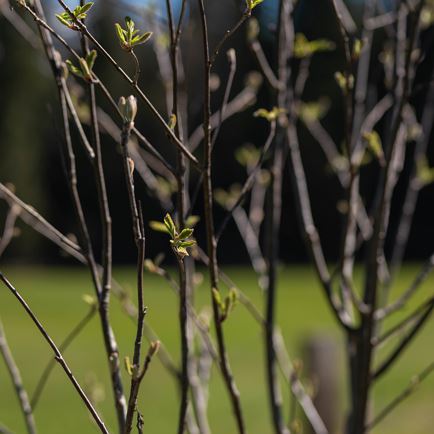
{"left": 246, "top": 0, "right": 265, "bottom": 12}
{"left": 124, "top": 341, "right": 160, "bottom": 379}
{"left": 115, "top": 17, "right": 152, "bottom": 52}
{"left": 212, "top": 287, "right": 238, "bottom": 323}
{"left": 56, "top": 2, "right": 93, "bottom": 31}
{"left": 149, "top": 214, "right": 196, "bottom": 259}
{"left": 363, "top": 131, "right": 385, "bottom": 166}
{"left": 294, "top": 33, "right": 335, "bottom": 58}
{"left": 66, "top": 50, "right": 97, "bottom": 83}
{"left": 334, "top": 71, "right": 354, "bottom": 92}
{"left": 254, "top": 106, "right": 286, "bottom": 122}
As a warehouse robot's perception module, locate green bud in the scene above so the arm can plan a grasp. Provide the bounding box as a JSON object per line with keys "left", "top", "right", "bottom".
{"left": 118, "top": 95, "right": 138, "bottom": 124}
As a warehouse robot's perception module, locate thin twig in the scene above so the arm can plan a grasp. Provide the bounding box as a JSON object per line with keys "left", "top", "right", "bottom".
{"left": 0, "top": 273, "right": 109, "bottom": 434}
{"left": 55, "top": 0, "right": 200, "bottom": 168}
{"left": 0, "top": 205, "right": 20, "bottom": 257}
{"left": 216, "top": 120, "right": 276, "bottom": 241}
{"left": 31, "top": 305, "right": 97, "bottom": 409}
{"left": 0, "top": 319, "right": 37, "bottom": 434}
{"left": 366, "top": 361, "right": 434, "bottom": 431}
{"left": 196, "top": 1, "right": 246, "bottom": 432}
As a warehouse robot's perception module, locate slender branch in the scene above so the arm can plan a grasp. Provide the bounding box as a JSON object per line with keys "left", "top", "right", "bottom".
{"left": 119, "top": 107, "right": 146, "bottom": 434}
{"left": 0, "top": 0, "right": 39, "bottom": 48}
{"left": 0, "top": 319, "right": 37, "bottom": 434}
{"left": 31, "top": 305, "right": 97, "bottom": 409}
{"left": 0, "top": 183, "right": 82, "bottom": 256}
{"left": 124, "top": 341, "right": 160, "bottom": 434}
{"left": 0, "top": 205, "right": 19, "bottom": 257}
{"left": 375, "top": 254, "right": 434, "bottom": 320}
{"left": 59, "top": 80, "right": 95, "bottom": 160}
{"left": 211, "top": 48, "right": 237, "bottom": 147}
{"left": 373, "top": 297, "right": 434, "bottom": 380}
{"left": 55, "top": 0, "right": 200, "bottom": 168}
{"left": 372, "top": 297, "right": 432, "bottom": 349}
{"left": 0, "top": 273, "right": 109, "bottom": 434}
{"left": 196, "top": 246, "right": 326, "bottom": 434}
{"left": 189, "top": 83, "right": 259, "bottom": 153}
{"left": 196, "top": 1, "right": 246, "bottom": 432}
{"left": 388, "top": 74, "right": 434, "bottom": 281}
{"left": 286, "top": 124, "right": 353, "bottom": 330}
{"left": 366, "top": 361, "right": 434, "bottom": 431}
{"left": 80, "top": 17, "right": 127, "bottom": 427}
{"left": 0, "top": 423, "right": 14, "bottom": 434}
{"left": 216, "top": 120, "right": 276, "bottom": 241}
{"left": 209, "top": 10, "right": 250, "bottom": 66}
{"left": 249, "top": 40, "right": 282, "bottom": 90}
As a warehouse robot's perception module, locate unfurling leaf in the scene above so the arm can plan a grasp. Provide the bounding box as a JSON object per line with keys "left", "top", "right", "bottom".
{"left": 178, "top": 240, "right": 196, "bottom": 248}
{"left": 55, "top": 3, "right": 94, "bottom": 30}
{"left": 352, "top": 38, "right": 364, "bottom": 60}
{"left": 363, "top": 131, "right": 385, "bottom": 166}
{"left": 124, "top": 356, "right": 133, "bottom": 376}
{"left": 334, "top": 71, "right": 354, "bottom": 92}
{"left": 66, "top": 53, "right": 97, "bottom": 83}
{"left": 178, "top": 228, "right": 194, "bottom": 240}
{"left": 149, "top": 221, "right": 169, "bottom": 234}
{"left": 115, "top": 16, "right": 152, "bottom": 51}
{"left": 164, "top": 213, "right": 176, "bottom": 238}
{"left": 153, "top": 213, "right": 195, "bottom": 259}
{"left": 169, "top": 114, "right": 177, "bottom": 130}
{"left": 86, "top": 49, "right": 97, "bottom": 70}
{"left": 212, "top": 288, "right": 223, "bottom": 309}
{"left": 246, "top": 0, "right": 265, "bottom": 11}
{"left": 176, "top": 246, "right": 189, "bottom": 258}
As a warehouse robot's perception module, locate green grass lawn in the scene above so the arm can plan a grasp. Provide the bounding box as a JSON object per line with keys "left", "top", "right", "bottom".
{"left": 0, "top": 265, "right": 433, "bottom": 434}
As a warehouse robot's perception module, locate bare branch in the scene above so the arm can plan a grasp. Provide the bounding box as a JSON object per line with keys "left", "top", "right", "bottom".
{"left": 0, "top": 319, "right": 37, "bottom": 434}
{"left": 0, "top": 273, "right": 109, "bottom": 434}
{"left": 366, "top": 361, "right": 434, "bottom": 431}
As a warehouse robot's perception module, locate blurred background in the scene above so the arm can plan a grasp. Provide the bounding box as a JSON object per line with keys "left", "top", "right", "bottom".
{"left": 1, "top": 0, "right": 434, "bottom": 265}
{"left": 2, "top": 2, "right": 434, "bottom": 434}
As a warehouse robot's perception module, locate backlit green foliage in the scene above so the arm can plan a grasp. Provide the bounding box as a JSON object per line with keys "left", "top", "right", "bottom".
{"left": 56, "top": 3, "right": 93, "bottom": 30}
{"left": 115, "top": 17, "right": 152, "bottom": 52}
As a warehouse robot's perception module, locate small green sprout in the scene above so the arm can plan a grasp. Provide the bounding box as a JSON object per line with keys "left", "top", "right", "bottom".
{"left": 65, "top": 49, "right": 97, "bottom": 83}
{"left": 246, "top": 0, "right": 265, "bottom": 12}
{"left": 416, "top": 157, "right": 434, "bottom": 186}
{"left": 168, "top": 114, "right": 177, "bottom": 130}
{"left": 334, "top": 71, "right": 354, "bottom": 92}
{"left": 352, "top": 38, "right": 364, "bottom": 61}
{"left": 294, "top": 33, "right": 335, "bottom": 58}
{"left": 115, "top": 17, "right": 152, "bottom": 52}
{"left": 149, "top": 213, "right": 196, "bottom": 259}
{"left": 254, "top": 106, "right": 287, "bottom": 122}
{"left": 363, "top": 131, "right": 385, "bottom": 166}
{"left": 56, "top": 2, "right": 94, "bottom": 30}
{"left": 212, "top": 287, "right": 238, "bottom": 323}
